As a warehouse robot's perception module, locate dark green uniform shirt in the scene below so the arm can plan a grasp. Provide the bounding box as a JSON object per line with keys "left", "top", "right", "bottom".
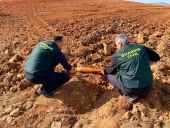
{"left": 24, "top": 41, "right": 72, "bottom": 74}
{"left": 105, "top": 44, "right": 160, "bottom": 89}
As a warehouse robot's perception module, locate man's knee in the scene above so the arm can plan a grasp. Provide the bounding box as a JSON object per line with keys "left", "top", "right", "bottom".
{"left": 52, "top": 71, "right": 70, "bottom": 84}
{"left": 107, "top": 75, "right": 115, "bottom": 83}
{"left": 25, "top": 72, "right": 35, "bottom": 83}
{"left": 61, "top": 72, "right": 70, "bottom": 82}
{"left": 24, "top": 72, "right": 44, "bottom": 84}
{"left": 106, "top": 75, "right": 120, "bottom": 88}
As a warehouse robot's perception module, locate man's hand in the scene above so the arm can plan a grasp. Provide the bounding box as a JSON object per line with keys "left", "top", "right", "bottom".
{"left": 68, "top": 68, "right": 76, "bottom": 77}
{"left": 99, "top": 69, "right": 105, "bottom": 76}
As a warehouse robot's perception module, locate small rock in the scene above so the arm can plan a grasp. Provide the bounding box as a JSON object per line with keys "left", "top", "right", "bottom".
{"left": 146, "top": 35, "right": 158, "bottom": 49}
{"left": 10, "top": 87, "right": 18, "bottom": 92}
{"left": 158, "top": 116, "right": 164, "bottom": 121}
{"left": 105, "top": 25, "right": 115, "bottom": 34}
{"left": 137, "top": 33, "right": 145, "bottom": 44}
{"left": 157, "top": 36, "right": 170, "bottom": 57}
{"left": 132, "top": 103, "right": 146, "bottom": 113}
{"left": 75, "top": 46, "right": 93, "bottom": 57}
{"left": 10, "top": 108, "right": 21, "bottom": 117}
{"left": 81, "top": 31, "right": 102, "bottom": 46}
{"left": 19, "top": 79, "right": 32, "bottom": 90}
{"left": 8, "top": 54, "right": 23, "bottom": 63}
{"left": 103, "top": 42, "right": 112, "bottom": 56}
{"left": 118, "top": 21, "right": 124, "bottom": 27}
{"left": 16, "top": 74, "right": 24, "bottom": 80}
{"left": 153, "top": 31, "right": 163, "bottom": 38}
{"left": 90, "top": 53, "right": 102, "bottom": 63}
{"left": 116, "top": 96, "right": 133, "bottom": 110}
{"left": 4, "top": 49, "right": 9, "bottom": 55}
{"left": 51, "top": 120, "right": 62, "bottom": 128}
{"left": 3, "top": 106, "right": 13, "bottom": 115}
{"left": 1, "top": 115, "right": 14, "bottom": 124}
{"left": 13, "top": 102, "right": 23, "bottom": 108}
{"left": 143, "top": 28, "right": 151, "bottom": 36}
{"left": 23, "top": 101, "right": 33, "bottom": 110}
{"left": 46, "top": 107, "right": 55, "bottom": 113}
{"left": 1, "top": 115, "right": 7, "bottom": 121}
{"left": 6, "top": 116, "right": 13, "bottom": 124}
{"left": 123, "top": 111, "right": 132, "bottom": 120}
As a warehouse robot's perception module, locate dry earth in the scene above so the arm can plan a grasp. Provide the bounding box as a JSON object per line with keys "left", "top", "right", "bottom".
{"left": 0, "top": 0, "right": 170, "bottom": 128}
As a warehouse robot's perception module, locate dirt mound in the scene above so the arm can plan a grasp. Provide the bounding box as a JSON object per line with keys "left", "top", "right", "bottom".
{"left": 0, "top": 0, "right": 170, "bottom": 127}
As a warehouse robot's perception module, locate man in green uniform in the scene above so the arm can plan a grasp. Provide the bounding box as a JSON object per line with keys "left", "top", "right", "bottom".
{"left": 24, "top": 36, "right": 73, "bottom": 97}
{"left": 104, "top": 34, "right": 160, "bottom": 102}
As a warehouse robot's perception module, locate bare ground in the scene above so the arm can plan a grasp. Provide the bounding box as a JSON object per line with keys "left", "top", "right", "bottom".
{"left": 0, "top": 0, "right": 170, "bottom": 127}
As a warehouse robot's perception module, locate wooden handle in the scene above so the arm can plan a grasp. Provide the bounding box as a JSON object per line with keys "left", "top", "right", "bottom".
{"left": 76, "top": 66, "right": 103, "bottom": 75}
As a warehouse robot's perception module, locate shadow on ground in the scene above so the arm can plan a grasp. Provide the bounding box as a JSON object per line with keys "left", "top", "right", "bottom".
{"left": 45, "top": 76, "right": 170, "bottom": 114}
{"left": 52, "top": 77, "right": 118, "bottom": 114}
{"left": 139, "top": 79, "right": 170, "bottom": 113}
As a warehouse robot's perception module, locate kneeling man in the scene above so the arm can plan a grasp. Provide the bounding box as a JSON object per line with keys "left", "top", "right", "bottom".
{"left": 24, "top": 36, "right": 73, "bottom": 97}
{"left": 105, "top": 34, "right": 160, "bottom": 102}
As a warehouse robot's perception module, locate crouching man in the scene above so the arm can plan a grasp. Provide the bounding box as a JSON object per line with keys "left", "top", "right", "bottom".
{"left": 24, "top": 36, "right": 73, "bottom": 97}
{"left": 104, "top": 34, "right": 160, "bottom": 102}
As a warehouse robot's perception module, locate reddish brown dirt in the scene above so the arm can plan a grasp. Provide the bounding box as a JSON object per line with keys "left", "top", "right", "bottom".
{"left": 0, "top": 0, "right": 170, "bottom": 128}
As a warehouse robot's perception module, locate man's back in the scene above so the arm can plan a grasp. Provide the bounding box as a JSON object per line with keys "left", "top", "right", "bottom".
{"left": 24, "top": 41, "right": 58, "bottom": 74}
{"left": 24, "top": 41, "right": 71, "bottom": 74}
{"left": 24, "top": 36, "right": 73, "bottom": 97}
{"left": 113, "top": 44, "right": 154, "bottom": 89}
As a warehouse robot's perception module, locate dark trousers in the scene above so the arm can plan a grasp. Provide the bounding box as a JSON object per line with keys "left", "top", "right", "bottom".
{"left": 107, "top": 74, "right": 151, "bottom": 99}
{"left": 25, "top": 71, "right": 70, "bottom": 93}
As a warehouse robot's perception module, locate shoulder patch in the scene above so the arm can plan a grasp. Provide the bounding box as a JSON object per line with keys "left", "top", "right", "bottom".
{"left": 39, "top": 42, "right": 53, "bottom": 51}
